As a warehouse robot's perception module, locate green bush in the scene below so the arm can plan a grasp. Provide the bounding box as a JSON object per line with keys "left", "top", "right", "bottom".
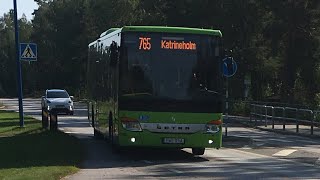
{"left": 231, "top": 101, "right": 250, "bottom": 116}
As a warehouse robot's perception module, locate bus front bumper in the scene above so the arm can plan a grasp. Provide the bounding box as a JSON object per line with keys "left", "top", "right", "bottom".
{"left": 118, "top": 130, "right": 222, "bottom": 149}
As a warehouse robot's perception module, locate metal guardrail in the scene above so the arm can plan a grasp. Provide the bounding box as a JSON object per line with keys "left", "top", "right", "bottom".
{"left": 250, "top": 104, "right": 318, "bottom": 135}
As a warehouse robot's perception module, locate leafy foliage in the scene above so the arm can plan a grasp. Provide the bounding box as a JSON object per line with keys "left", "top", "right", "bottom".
{"left": 0, "top": 0, "right": 319, "bottom": 107}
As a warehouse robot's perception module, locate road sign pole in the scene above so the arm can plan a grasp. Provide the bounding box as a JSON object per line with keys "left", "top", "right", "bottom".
{"left": 222, "top": 56, "right": 237, "bottom": 124}
{"left": 13, "top": 0, "right": 24, "bottom": 127}
{"left": 225, "top": 78, "right": 229, "bottom": 123}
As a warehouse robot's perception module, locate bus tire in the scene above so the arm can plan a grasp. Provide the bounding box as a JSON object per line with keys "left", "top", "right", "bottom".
{"left": 192, "top": 148, "right": 205, "bottom": 155}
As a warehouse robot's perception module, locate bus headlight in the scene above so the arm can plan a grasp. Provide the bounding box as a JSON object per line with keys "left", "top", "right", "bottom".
{"left": 131, "top": 137, "right": 136, "bottom": 142}
{"left": 205, "top": 119, "right": 222, "bottom": 133}
{"left": 121, "top": 118, "right": 142, "bottom": 132}
{"left": 205, "top": 124, "right": 220, "bottom": 133}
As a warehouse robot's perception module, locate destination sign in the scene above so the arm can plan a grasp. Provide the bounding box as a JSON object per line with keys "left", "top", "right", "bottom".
{"left": 161, "top": 40, "right": 196, "bottom": 50}
{"left": 139, "top": 37, "right": 151, "bottom": 50}
{"left": 138, "top": 37, "right": 197, "bottom": 51}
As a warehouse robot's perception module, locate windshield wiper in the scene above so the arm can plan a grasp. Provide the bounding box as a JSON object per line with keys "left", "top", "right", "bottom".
{"left": 207, "top": 89, "right": 221, "bottom": 94}
{"left": 199, "top": 88, "right": 222, "bottom": 96}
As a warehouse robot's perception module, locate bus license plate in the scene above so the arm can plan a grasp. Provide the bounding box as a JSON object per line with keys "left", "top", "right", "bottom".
{"left": 163, "top": 138, "right": 185, "bottom": 144}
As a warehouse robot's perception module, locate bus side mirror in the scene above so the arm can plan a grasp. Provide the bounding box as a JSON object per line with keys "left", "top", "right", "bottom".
{"left": 110, "top": 42, "right": 118, "bottom": 67}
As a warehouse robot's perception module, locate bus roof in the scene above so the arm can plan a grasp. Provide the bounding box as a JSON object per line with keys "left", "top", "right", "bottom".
{"left": 100, "top": 28, "right": 121, "bottom": 38}
{"left": 88, "top": 26, "right": 222, "bottom": 46}
{"left": 121, "top": 26, "right": 222, "bottom": 37}
{"left": 88, "top": 40, "right": 97, "bottom": 47}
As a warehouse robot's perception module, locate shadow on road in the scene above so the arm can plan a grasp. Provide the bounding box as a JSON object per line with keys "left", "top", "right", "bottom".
{"left": 78, "top": 137, "right": 210, "bottom": 169}
{"left": 75, "top": 137, "right": 320, "bottom": 179}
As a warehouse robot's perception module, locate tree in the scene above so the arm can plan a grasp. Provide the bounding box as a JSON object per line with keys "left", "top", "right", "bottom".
{"left": 261, "top": 0, "right": 320, "bottom": 105}
{"left": 0, "top": 11, "right": 33, "bottom": 97}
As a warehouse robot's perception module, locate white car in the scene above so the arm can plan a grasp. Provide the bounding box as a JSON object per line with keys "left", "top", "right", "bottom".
{"left": 41, "top": 89, "right": 74, "bottom": 115}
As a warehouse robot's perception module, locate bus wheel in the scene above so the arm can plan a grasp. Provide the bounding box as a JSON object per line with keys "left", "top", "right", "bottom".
{"left": 192, "top": 148, "right": 205, "bottom": 155}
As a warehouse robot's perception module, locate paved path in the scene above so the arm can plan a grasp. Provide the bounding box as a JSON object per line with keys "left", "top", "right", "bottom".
{"left": 2, "top": 98, "right": 320, "bottom": 179}
{"left": 0, "top": 98, "right": 93, "bottom": 139}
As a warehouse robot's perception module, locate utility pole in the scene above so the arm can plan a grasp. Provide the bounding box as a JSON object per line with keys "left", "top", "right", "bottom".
{"left": 225, "top": 77, "right": 229, "bottom": 123}
{"left": 223, "top": 56, "right": 237, "bottom": 123}
{"left": 13, "top": 0, "right": 24, "bottom": 127}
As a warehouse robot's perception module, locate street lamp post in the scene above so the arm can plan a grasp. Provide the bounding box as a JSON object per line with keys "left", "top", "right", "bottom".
{"left": 13, "top": 0, "right": 24, "bottom": 127}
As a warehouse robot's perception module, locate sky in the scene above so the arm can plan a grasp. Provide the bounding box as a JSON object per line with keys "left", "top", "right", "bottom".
{"left": 0, "top": 0, "right": 38, "bottom": 20}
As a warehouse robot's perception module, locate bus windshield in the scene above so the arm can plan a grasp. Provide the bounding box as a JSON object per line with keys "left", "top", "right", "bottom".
{"left": 120, "top": 32, "right": 222, "bottom": 101}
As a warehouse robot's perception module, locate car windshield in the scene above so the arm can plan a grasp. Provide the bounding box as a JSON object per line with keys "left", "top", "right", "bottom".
{"left": 47, "top": 91, "right": 69, "bottom": 98}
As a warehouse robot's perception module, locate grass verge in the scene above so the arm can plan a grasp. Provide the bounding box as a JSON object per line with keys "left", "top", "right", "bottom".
{"left": 0, "top": 110, "right": 85, "bottom": 180}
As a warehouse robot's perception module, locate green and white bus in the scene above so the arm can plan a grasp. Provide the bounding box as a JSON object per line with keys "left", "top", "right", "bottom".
{"left": 87, "top": 26, "right": 224, "bottom": 155}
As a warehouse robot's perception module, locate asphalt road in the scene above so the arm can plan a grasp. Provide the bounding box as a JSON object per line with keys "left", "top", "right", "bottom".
{"left": 2, "top": 98, "right": 320, "bottom": 179}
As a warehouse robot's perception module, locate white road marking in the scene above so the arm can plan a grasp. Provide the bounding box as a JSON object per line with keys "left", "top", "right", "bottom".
{"left": 272, "top": 149, "right": 297, "bottom": 157}
{"left": 230, "top": 148, "right": 317, "bottom": 168}
{"left": 290, "top": 146, "right": 306, "bottom": 149}
{"left": 240, "top": 145, "right": 252, "bottom": 150}
{"left": 168, "top": 168, "right": 183, "bottom": 174}
{"left": 229, "top": 149, "right": 270, "bottom": 158}
{"left": 64, "top": 131, "right": 75, "bottom": 134}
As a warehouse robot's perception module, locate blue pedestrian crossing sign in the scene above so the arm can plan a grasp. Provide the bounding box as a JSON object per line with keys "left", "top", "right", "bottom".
{"left": 20, "top": 43, "right": 37, "bottom": 61}
{"left": 222, "top": 57, "right": 237, "bottom": 77}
